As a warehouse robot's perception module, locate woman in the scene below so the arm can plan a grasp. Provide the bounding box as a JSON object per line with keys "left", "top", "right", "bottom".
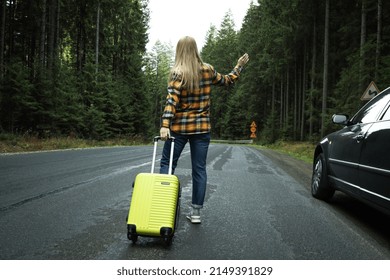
{"left": 160, "top": 36, "right": 249, "bottom": 224}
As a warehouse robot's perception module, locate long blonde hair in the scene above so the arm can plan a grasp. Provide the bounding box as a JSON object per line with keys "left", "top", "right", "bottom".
{"left": 169, "top": 36, "right": 203, "bottom": 92}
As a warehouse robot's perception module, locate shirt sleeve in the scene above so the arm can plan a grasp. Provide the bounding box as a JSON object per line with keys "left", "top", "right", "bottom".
{"left": 211, "top": 64, "right": 243, "bottom": 86}
{"left": 161, "top": 79, "right": 181, "bottom": 128}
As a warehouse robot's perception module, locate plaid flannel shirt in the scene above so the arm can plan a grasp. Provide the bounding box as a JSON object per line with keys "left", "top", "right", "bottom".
{"left": 161, "top": 63, "right": 243, "bottom": 135}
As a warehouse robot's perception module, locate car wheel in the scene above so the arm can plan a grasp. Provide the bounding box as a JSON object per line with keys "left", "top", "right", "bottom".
{"left": 311, "top": 153, "right": 335, "bottom": 201}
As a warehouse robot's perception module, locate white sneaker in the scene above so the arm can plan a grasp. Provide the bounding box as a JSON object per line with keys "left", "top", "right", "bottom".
{"left": 186, "top": 215, "right": 201, "bottom": 224}
{"left": 186, "top": 208, "right": 201, "bottom": 224}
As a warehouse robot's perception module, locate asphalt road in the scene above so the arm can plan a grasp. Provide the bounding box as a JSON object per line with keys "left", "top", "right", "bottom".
{"left": 0, "top": 144, "right": 389, "bottom": 260}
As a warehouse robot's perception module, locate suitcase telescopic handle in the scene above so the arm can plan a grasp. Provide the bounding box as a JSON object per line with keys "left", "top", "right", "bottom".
{"left": 151, "top": 136, "right": 175, "bottom": 175}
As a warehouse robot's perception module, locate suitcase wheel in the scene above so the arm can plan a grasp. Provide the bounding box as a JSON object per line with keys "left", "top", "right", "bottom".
{"left": 163, "top": 236, "right": 173, "bottom": 246}
{"left": 127, "top": 224, "right": 138, "bottom": 244}
{"left": 128, "top": 233, "right": 138, "bottom": 244}
{"left": 160, "top": 227, "right": 173, "bottom": 246}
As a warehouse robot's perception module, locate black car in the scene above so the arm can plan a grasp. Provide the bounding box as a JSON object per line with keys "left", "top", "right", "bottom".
{"left": 311, "top": 87, "right": 390, "bottom": 215}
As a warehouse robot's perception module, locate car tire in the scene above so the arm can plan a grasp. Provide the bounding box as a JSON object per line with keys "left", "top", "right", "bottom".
{"left": 311, "top": 153, "right": 335, "bottom": 201}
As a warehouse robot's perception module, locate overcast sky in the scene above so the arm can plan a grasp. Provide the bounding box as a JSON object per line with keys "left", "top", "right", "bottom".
{"left": 146, "top": 0, "right": 254, "bottom": 51}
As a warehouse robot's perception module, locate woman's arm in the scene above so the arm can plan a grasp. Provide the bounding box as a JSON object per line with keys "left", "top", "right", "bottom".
{"left": 212, "top": 53, "right": 249, "bottom": 86}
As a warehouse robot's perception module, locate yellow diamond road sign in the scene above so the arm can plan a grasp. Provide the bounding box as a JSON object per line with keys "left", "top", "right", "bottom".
{"left": 361, "top": 81, "right": 380, "bottom": 101}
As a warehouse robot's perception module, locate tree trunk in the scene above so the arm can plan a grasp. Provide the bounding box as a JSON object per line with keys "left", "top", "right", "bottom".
{"left": 300, "top": 42, "right": 307, "bottom": 141}
{"left": 77, "top": 1, "right": 86, "bottom": 72}
{"left": 95, "top": 1, "right": 100, "bottom": 75}
{"left": 39, "top": 0, "right": 47, "bottom": 68}
{"left": 285, "top": 67, "right": 289, "bottom": 131}
{"left": 272, "top": 79, "right": 275, "bottom": 142}
{"left": 321, "top": 0, "right": 329, "bottom": 138}
{"left": 360, "top": 0, "right": 367, "bottom": 91}
{"left": 0, "top": 0, "right": 5, "bottom": 81}
{"left": 309, "top": 20, "right": 317, "bottom": 138}
{"left": 294, "top": 61, "right": 297, "bottom": 139}
{"left": 47, "top": 0, "right": 58, "bottom": 77}
{"left": 375, "top": 0, "right": 382, "bottom": 81}
{"left": 280, "top": 77, "right": 283, "bottom": 129}
{"left": 56, "top": 0, "right": 60, "bottom": 49}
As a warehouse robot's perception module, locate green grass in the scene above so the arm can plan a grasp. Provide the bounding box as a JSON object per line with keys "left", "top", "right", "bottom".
{"left": 0, "top": 133, "right": 147, "bottom": 153}
{"left": 1, "top": 134, "right": 316, "bottom": 164}
{"left": 257, "top": 141, "right": 315, "bottom": 164}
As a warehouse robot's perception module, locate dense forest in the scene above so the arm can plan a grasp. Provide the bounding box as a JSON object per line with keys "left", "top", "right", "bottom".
{"left": 1, "top": 0, "right": 390, "bottom": 143}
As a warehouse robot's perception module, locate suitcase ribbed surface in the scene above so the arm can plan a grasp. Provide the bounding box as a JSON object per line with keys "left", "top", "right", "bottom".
{"left": 127, "top": 173, "right": 179, "bottom": 236}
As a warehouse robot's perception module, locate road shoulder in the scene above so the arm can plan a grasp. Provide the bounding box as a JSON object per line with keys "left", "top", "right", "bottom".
{"left": 254, "top": 147, "right": 313, "bottom": 190}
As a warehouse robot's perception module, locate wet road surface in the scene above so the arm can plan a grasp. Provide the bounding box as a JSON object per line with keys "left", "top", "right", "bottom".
{"left": 0, "top": 144, "right": 389, "bottom": 260}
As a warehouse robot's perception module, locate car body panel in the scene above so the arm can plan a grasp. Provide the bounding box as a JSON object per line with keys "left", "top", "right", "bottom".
{"left": 359, "top": 120, "right": 390, "bottom": 209}
{"left": 314, "top": 87, "right": 390, "bottom": 215}
{"left": 328, "top": 123, "right": 370, "bottom": 190}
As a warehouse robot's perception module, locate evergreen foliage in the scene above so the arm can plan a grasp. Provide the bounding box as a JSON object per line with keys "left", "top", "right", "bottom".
{"left": 0, "top": 0, "right": 149, "bottom": 139}
{"left": 200, "top": 0, "right": 390, "bottom": 142}
{"left": 1, "top": 0, "right": 390, "bottom": 143}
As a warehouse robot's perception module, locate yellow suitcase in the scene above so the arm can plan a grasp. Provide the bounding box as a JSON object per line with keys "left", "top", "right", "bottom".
{"left": 126, "top": 136, "right": 180, "bottom": 246}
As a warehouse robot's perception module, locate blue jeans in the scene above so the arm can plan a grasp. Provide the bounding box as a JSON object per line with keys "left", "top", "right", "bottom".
{"left": 160, "top": 132, "right": 210, "bottom": 209}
